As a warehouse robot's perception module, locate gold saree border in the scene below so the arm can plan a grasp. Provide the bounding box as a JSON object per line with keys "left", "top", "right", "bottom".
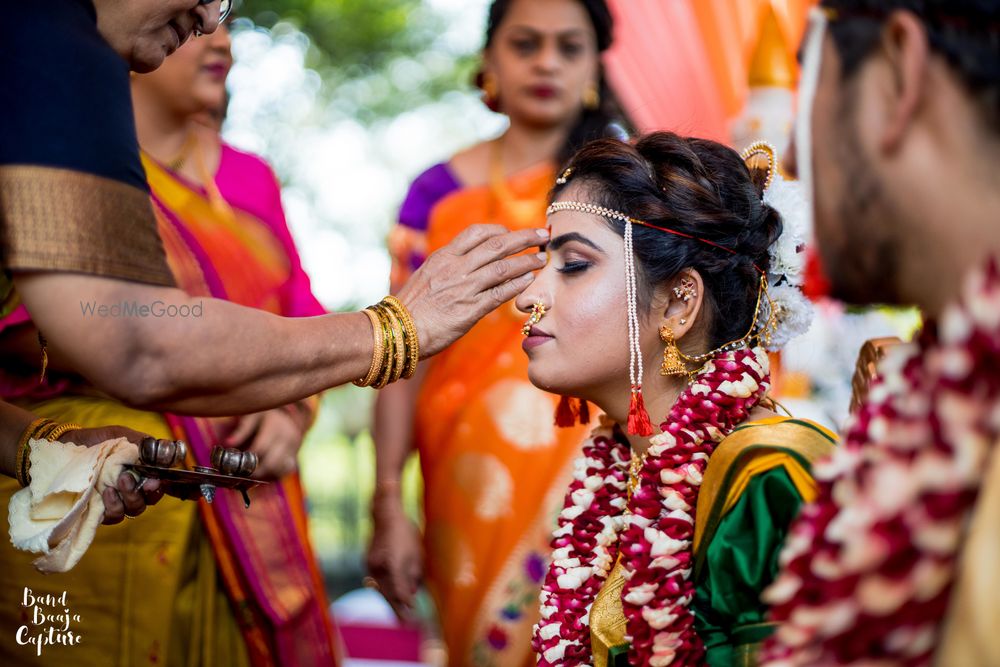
{"left": 693, "top": 418, "right": 837, "bottom": 569}
{"left": 0, "top": 165, "right": 174, "bottom": 286}
{"left": 591, "top": 556, "right": 628, "bottom": 667}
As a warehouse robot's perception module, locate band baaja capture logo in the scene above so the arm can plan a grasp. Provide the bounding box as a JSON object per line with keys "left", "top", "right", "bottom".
{"left": 16, "top": 588, "right": 82, "bottom": 655}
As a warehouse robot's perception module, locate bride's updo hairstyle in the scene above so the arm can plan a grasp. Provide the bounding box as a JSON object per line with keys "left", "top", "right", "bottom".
{"left": 552, "top": 131, "right": 782, "bottom": 349}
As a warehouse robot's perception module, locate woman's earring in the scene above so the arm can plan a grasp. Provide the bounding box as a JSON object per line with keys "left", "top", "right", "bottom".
{"left": 582, "top": 81, "right": 600, "bottom": 110}
{"left": 659, "top": 326, "right": 687, "bottom": 377}
{"left": 482, "top": 72, "right": 499, "bottom": 107}
{"left": 673, "top": 277, "right": 697, "bottom": 302}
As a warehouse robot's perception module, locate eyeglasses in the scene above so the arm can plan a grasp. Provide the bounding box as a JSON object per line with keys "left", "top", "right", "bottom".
{"left": 198, "top": 0, "right": 234, "bottom": 24}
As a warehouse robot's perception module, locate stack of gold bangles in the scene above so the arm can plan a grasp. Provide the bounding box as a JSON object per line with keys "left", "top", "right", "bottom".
{"left": 15, "top": 417, "right": 82, "bottom": 488}
{"left": 354, "top": 295, "right": 420, "bottom": 389}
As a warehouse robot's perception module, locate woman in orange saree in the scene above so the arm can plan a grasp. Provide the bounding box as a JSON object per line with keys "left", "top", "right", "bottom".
{"left": 367, "top": 1, "right": 631, "bottom": 664}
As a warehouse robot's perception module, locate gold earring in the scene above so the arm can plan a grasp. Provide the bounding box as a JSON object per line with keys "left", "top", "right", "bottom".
{"left": 522, "top": 302, "right": 547, "bottom": 336}
{"left": 482, "top": 72, "right": 499, "bottom": 106}
{"left": 659, "top": 326, "right": 687, "bottom": 377}
{"left": 582, "top": 81, "right": 600, "bottom": 110}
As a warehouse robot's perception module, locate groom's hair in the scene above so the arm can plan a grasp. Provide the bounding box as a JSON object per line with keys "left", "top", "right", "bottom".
{"left": 822, "top": 0, "right": 1000, "bottom": 131}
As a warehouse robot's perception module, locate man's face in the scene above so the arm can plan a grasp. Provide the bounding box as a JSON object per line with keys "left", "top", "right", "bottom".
{"left": 799, "top": 32, "right": 901, "bottom": 306}
{"left": 94, "top": 0, "right": 220, "bottom": 73}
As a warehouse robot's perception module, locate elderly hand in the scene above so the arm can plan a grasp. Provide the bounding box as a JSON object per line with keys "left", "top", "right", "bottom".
{"left": 224, "top": 408, "right": 305, "bottom": 481}
{"left": 58, "top": 425, "right": 172, "bottom": 525}
{"left": 396, "top": 224, "right": 548, "bottom": 358}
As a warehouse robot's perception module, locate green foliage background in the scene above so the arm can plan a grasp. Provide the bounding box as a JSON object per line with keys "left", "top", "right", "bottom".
{"left": 238, "top": 0, "right": 480, "bottom": 122}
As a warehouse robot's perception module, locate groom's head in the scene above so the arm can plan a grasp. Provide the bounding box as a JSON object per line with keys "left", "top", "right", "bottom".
{"left": 791, "top": 0, "right": 999, "bottom": 307}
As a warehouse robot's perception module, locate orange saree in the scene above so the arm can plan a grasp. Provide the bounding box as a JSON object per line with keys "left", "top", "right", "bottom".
{"left": 392, "top": 161, "right": 591, "bottom": 666}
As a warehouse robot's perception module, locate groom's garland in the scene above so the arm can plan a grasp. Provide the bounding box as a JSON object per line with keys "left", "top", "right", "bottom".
{"left": 760, "top": 260, "right": 1000, "bottom": 665}
{"left": 532, "top": 347, "right": 771, "bottom": 665}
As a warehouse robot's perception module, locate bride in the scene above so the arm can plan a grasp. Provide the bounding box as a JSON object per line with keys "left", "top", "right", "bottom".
{"left": 517, "top": 132, "right": 834, "bottom": 666}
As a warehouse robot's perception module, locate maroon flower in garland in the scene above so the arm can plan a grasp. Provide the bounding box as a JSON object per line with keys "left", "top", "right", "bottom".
{"left": 761, "top": 260, "right": 1000, "bottom": 666}
{"left": 532, "top": 348, "right": 771, "bottom": 666}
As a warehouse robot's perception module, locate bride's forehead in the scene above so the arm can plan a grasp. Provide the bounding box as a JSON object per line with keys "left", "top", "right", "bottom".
{"left": 547, "top": 212, "right": 600, "bottom": 238}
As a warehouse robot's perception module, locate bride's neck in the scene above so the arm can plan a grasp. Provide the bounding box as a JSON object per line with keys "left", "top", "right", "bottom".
{"left": 598, "top": 376, "right": 686, "bottom": 456}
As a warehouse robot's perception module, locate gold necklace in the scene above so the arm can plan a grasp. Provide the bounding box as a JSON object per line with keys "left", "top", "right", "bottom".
{"left": 627, "top": 448, "right": 648, "bottom": 500}
{"left": 165, "top": 130, "right": 198, "bottom": 172}
{"left": 488, "top": 138, "right": 546, "bottom": 227}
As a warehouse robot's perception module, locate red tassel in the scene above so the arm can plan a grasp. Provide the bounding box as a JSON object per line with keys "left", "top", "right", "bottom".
{"left": 555, "top": 395, "right": 578, "bottom": 427}
{"left": 577, "top": 399, "right": 590, "bottom": 424}
{"left": 627, "top": 387, "right": 654, "bottom": 436}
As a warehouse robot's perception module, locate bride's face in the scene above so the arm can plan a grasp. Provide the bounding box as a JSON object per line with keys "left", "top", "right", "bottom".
{"left": 515, "top": 182, "right": 645, "bottom": 406}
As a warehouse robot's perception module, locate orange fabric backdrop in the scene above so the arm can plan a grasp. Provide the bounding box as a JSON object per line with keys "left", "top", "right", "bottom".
{"left": 604, "top": 0, "right": 816, "bottom": 143}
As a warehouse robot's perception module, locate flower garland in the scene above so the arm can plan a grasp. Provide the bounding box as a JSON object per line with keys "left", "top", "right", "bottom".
{"left": 533, "top": 347, "right": 771, "bottom": 665}
{"left": 760, "top": 259, "right": 1000, "bottom": 666}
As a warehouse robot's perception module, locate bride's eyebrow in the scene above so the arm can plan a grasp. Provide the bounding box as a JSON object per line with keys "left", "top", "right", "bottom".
{"left": 548, "top": 232, "right": 605, "bottom": 254}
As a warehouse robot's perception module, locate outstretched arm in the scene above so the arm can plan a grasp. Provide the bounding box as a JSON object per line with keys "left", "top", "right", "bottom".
{"left": 12, "top": 224, "right": 547, "bottom": 414}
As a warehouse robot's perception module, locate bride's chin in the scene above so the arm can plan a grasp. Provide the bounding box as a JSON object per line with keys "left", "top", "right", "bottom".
{"left": 526, "top": 368, "right": 562, "bottom": 395}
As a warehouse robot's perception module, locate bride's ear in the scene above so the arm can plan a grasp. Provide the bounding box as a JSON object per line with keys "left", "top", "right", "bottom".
{"left": 655, "top": 269, "right": 704, "bottom": 340}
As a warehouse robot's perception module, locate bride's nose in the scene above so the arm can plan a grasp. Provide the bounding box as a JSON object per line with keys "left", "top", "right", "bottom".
{"left": 515, "top": 287, "right": 549, "bottom": 315}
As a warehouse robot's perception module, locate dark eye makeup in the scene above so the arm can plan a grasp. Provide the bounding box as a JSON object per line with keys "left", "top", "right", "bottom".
{"left": 557, "top": 260, "right": 591, "bottom": 275}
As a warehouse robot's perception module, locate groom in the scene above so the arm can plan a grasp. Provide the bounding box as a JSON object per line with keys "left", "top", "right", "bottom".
{"left": 763, "top": 1, "right": 1000, "bottom": 664}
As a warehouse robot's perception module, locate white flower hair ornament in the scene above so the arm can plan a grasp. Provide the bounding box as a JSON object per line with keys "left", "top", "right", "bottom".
{"left": 741, "top": 140, "right": 814, "bottom": 351}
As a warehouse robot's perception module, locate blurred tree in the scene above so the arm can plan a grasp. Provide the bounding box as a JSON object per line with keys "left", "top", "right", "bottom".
{"left": 237, "top": 0, "right": 480, "bottom": 122}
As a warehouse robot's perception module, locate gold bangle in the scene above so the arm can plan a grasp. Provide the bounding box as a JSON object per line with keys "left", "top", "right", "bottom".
{"left": 45, "top": 423, "right": 83, "bottom": 442}
{"left": 374, "top": 303, "right": 405, "bottom": 386}
{"left": 386, "top": 306, "right": 406, "bottom": 385}
{"left": 354, "top": 309, "right": 386, "bottom": 387}
{"left": 15, "top": 418, "right": 54, "bottom": 488}
{"left": 33, "top": 420, "right": 61, "bottom": 440}
{"left": 381, "top": 296, "right": 419, "bottom": 379}
{"left": 372, "top": 305, "right": 396, "bottom": 389}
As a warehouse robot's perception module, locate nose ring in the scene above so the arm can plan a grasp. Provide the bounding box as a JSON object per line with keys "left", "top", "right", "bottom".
{"left": 522, "top": 302, "right": 547, "bottom": 336}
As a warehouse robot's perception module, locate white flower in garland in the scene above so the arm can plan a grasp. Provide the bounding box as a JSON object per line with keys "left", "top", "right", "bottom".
{"left": 760, "top": 171, "right": 814, "bottom": 351}
{"left": 763, "top": 171, "right": 809, "bottom": 287}
{"left": 761, "top": 283, "right": 814, "bottom": 351}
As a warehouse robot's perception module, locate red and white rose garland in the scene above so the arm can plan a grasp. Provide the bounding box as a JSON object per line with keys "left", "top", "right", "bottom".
{"left": 532, "top": 346, "right": 771, "bottom": 666}
{"left": 760, "top": 260, "right": 1000, "bottom": 666}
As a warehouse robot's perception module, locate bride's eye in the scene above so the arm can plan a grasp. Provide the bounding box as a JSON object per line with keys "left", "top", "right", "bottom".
{"left": 557, "top": 260, "right": 591, "bottom": 275}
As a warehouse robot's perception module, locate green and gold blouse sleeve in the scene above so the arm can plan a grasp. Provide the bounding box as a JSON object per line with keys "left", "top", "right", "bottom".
{"left": 693, "top": 466, "right": 805, "bottom": 667}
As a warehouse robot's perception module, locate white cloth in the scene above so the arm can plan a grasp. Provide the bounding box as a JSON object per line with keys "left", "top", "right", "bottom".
{"left": 8, "top": 437, "right": 138, "bottom": 573}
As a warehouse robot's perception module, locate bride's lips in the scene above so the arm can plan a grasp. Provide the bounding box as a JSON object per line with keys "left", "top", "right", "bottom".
{"left": 522, "top": 325, "right": 554, "bottom": 351}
